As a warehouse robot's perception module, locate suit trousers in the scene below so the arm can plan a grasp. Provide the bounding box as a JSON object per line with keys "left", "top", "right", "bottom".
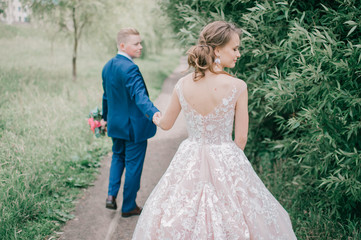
{"left": 108, "top": 137, "right": 147, "bottom": 212}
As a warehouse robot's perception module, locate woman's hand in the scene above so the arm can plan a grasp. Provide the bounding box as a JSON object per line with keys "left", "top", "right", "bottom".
{"left": 152, "top": 112, "right": 162, "bottom": 126}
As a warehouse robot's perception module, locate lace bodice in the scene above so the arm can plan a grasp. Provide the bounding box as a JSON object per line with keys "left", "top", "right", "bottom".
{"left": 175, "top": 79, "right": 242, "bottom": 145}
{"left": 132, "top": 77, "right": 297, "bottom": 240}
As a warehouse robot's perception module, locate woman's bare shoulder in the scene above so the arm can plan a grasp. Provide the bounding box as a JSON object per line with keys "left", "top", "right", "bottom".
{"left": 175, "top": 73, "right": 192, "bottom": 87}
{"left": 236, "top": 79, "right": 247, "bottom": 91}
{"left": 177, "top": 72, "right": 193, "bottom": 85}
{"left": 220, "top": 75, "right": 247, "bottom": 89}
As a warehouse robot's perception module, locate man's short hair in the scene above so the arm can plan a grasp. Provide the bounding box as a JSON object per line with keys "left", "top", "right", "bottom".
{"left": 117, "top": 28, "right": 140, "bottom": 47}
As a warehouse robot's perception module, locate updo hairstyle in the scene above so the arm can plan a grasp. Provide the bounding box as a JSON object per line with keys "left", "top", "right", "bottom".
{"left": 187, "top": 21, "right": 242, "bottom": 81}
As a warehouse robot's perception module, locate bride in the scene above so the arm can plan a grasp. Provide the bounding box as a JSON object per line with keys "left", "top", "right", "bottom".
{"left": 132, "top": 21, "right": 297, "bottom": 240}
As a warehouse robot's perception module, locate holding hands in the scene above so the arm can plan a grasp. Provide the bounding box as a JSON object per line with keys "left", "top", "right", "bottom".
{"left": 153, "top": 111, "right": 162, "bottom": 126}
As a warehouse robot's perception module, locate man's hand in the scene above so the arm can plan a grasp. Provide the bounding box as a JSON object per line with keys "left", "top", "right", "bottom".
{"left": 152, "top": 112, "right": 162, "bottom": 126}
{"left": 100, "top": 119, "right": 107, "bottom": 129}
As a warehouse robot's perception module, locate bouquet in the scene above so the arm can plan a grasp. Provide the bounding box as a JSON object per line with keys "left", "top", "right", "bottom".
{"left": 88, "top": 107, "right": 106, "bottom": 138}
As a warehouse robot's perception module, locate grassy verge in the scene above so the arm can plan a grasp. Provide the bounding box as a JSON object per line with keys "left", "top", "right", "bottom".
{"left": 252, "top": 159, "right": 361, "bottom": 240}
{"left": 0, "top": 23, "right": 180, "bottom": 239}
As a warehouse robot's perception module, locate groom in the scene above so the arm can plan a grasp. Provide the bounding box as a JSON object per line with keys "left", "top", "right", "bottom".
{"left": 101, "top": 28, "right": 160, "bottom": 217}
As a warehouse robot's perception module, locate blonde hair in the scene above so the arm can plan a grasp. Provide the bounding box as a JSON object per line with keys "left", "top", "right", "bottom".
{"left": 117, "top": 28, "right": 139, "bottom": 49}
{"left": 187, "top": 21, "right": 242, "bottom": 81}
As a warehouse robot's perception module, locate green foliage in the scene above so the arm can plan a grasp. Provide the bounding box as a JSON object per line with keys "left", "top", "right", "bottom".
{"left": 0, "top": 23, "right": 111, "bottom": 239}
{"left": 102, "top": 0, "right": 176, "bottom": 57}
{"left": 23, "top": 0, "right": 111, "bottom": 79}
{"left": 160, "top": 0, "right": 361, "bottom": 238}
{"left": 24, "top": 0, "right": 105, "bottom": 31}
{"left": 0, "top": 0, "right": 7, "bottom": 16}
{"left": 136, "top": 48, "right": 182, "bottom": 98}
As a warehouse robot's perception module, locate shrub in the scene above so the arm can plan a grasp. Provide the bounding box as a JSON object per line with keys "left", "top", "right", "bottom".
{"left": 160, "top": 0, "right": 361, "bottom": 238}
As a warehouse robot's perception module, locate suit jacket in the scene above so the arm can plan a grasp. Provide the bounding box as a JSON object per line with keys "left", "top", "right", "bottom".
{"left": 102, "top": 54, "right": 158, "bottom": 142}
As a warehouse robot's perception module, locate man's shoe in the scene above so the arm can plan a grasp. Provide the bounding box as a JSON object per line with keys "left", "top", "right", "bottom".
{"left": 105, "top": 196, "right": 117, "bottom": 210}
{"left": 121, "top": 205, "right": 142, "bottom": 218}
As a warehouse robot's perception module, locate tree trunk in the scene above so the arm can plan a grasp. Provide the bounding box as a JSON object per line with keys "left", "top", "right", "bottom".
{"left": 72, "top": 6, "right": 78, "bottom": 81}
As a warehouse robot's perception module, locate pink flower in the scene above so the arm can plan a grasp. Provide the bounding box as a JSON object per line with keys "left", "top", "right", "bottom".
{"left": 94, "top": 120, "right": 101, "bottom": 128}
{"left": 87, "top": 107, "right": 106, "bottom": 137}
{"left": 88, "top": 117, "right": 96, "bottom": 133}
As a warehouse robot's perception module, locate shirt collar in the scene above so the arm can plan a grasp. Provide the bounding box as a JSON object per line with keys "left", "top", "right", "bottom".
{"left": 117, "top": 51, "right": 133, "bottom": 62}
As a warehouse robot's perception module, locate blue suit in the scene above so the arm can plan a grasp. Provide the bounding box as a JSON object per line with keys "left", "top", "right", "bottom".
{"left": 102, "top": 54, "right": 158, "bottom": 212}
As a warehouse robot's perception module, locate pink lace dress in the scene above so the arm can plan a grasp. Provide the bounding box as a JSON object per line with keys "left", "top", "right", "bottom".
{"left": 132, "top": 79, "right": 297, "bottom": 240}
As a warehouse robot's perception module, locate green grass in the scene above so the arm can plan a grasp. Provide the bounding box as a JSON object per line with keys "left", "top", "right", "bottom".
{"left": 0, "top": 23, "right": 181, "bottom": 239}
{"left": 137, "top": 51, "right": 181, "bottom": 100}
{"left": 252, "top": 158, "right": 361, "bottom": 240}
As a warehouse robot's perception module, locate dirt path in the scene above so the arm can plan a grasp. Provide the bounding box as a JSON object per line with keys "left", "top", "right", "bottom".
{"left": 59, "top": 57, "right": 189, "bottom": 240}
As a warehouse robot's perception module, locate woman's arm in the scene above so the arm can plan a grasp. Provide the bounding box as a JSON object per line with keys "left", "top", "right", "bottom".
{"left": 234, "top": 88, "right": 249, "bottom": 150}
{"left": 153, "top": 88, "right": 181, "bottom": 130}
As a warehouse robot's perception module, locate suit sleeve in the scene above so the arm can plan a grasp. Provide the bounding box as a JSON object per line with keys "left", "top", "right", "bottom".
{"left": 124, "top": 65, "right": 159, "bottom": 121}
{"left": 102, "top": 66, "right": 108, "bottom": 121}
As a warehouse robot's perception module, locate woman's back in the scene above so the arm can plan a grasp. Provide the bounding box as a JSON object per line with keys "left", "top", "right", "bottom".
{"left": 181, "top": 72, "right": 243, "bottom": 116}
{"left": 176, "top": 72, "right": 247, "bottom": 145}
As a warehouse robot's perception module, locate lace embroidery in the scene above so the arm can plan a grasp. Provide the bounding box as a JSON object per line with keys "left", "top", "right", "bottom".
{"left": 175, "top": 79, "right": 239, "bottom": 145}
{"left": 132, "top": 78, "right": 297, "bottom": 240}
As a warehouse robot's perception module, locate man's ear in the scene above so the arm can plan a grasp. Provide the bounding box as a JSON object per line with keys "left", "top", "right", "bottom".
{"left": 119, "top": 42, "right": 125, "bottom": 51}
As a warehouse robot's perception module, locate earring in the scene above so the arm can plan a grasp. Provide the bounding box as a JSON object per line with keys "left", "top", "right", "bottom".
{"left": 215, "top": 57, "right": 221, "bottom": 64}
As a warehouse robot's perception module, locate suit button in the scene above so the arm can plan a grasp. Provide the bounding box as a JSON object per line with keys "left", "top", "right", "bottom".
{"left": 145, "top": 114, "right": 149, "bottom": 118}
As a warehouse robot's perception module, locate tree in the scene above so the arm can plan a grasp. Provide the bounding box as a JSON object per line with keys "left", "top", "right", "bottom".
{"left": 0, "top": 1, "right": 7, "bottom": 17}
{"left": 24, "top": 0, "right": 106, "bottom": 80}
{"left": 160, "top": 0, "right": 361, "bottom": 238}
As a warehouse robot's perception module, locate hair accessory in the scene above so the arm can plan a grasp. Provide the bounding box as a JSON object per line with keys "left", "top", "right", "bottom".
{"left": 215, "top": 57, "right": 221, "bottom": 65}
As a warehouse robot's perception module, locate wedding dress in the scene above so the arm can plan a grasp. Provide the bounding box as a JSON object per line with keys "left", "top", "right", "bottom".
{"left": 132, "top": 78, "right": 297, "bottom": 240}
